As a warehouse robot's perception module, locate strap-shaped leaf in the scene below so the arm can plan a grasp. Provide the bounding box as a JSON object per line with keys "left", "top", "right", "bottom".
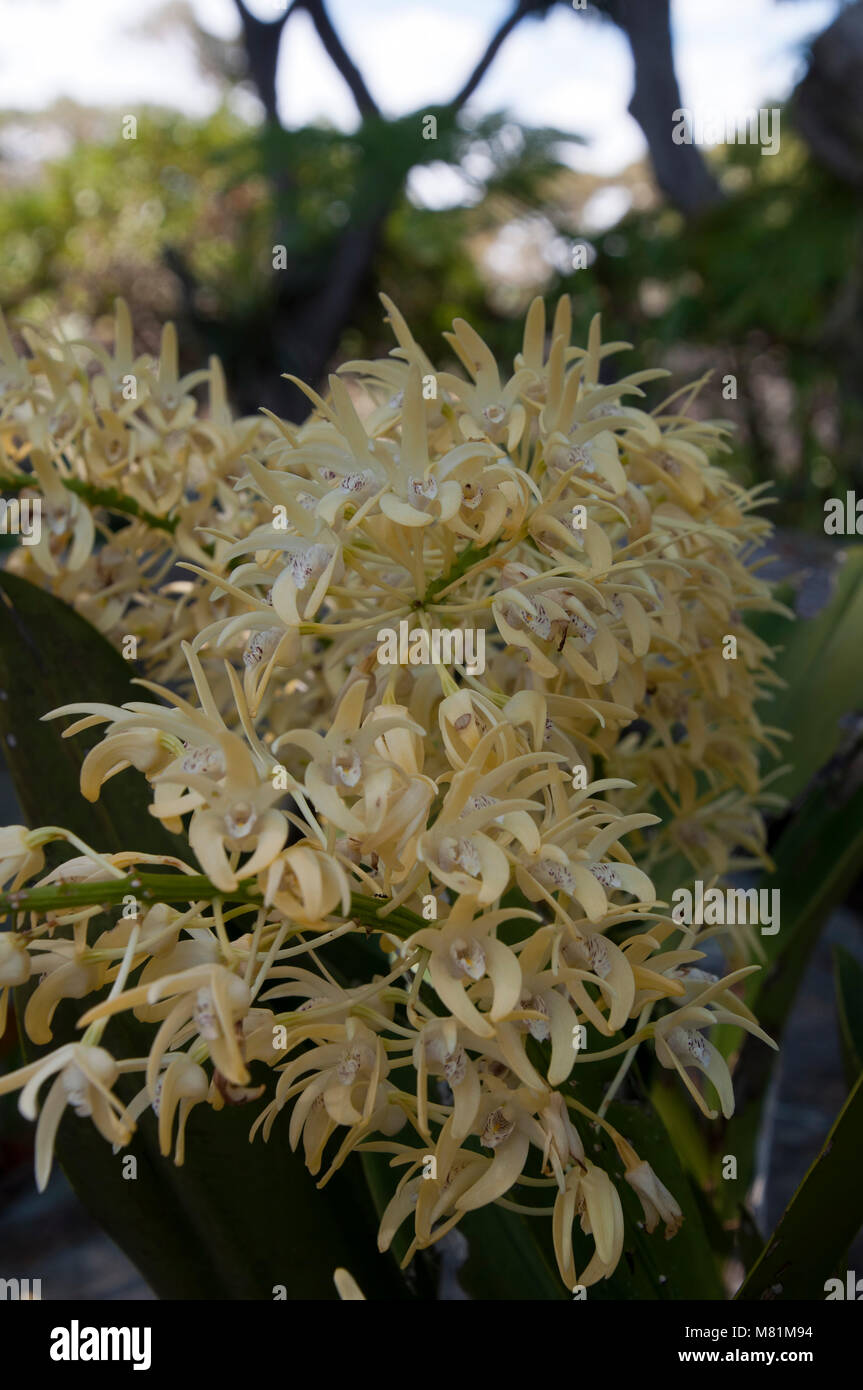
{"left": 18, "top": 988, "right": 409, "bottom": 1299}
{"left": 458, "top": 1202, "right": 568, "bottom": 1301}
{"left": 750, "top": 546, "right": 863, "bottom": 801}
{"left": 834, "top": 944, "right": 863, "bottom": 1088}
{"left": 0, "top": 570, "right": 185, "bottom": 856}
{"left": 736, "top": 1072, "right": 863, "bottom": 1300}
{"left": 594, "top": 1101, "right": 723, "bottom": 1300}
{"left": 457, "top": 1098, "right": 722, "bottom": 1301}
{"left": 0, "top": 573, "right": 407, "bottom": 1299}
{"left": 719, "top": 773, "right": 863, "bottom": 1207}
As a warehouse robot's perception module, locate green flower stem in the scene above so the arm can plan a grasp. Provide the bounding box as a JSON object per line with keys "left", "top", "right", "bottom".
{"left": 597, "top": 1001, "right": 654, "bottom": 1118}
{"left": 0, "top": 472, "right": 178, "bottom": 535}
{"left": 0, "top": 871, "right": 424, "bottom": 941}
{"left": 346, "top": 893, "right": 425, "bottom": 940}
{"left": 422, "top": 537, "right": 498, "bottom": 603}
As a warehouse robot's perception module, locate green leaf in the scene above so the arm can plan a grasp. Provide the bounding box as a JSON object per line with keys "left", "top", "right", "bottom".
{"left": 458, "top": 1096, "right": 723, "bottom": 1301}
{"left": 753, "top": 774, "right": 863, "bottom": 1022}
{"left": 17, "top": 989, "right": 408, "bottom": 1299}
{"left": 458, "top": 1201, "right": 568, "bottom": 1301}
{"left": 751, "top": 546, "right": 863, "bottom": 800}
{"left": 594, "top": 1101, "right": 724, "bottom": 1300}
{"left": 719, "top": 774, "right": 863, "bottom": 1206}
{"left": 833, "top": 945, "right": 863, "bottom": 1087}
{"left": 698, "top": 546, "right": 863, "bottom": 1205}
{"left": 736, "top": 1072, "right": 863, "bottom": 1300}
{"left": 650, "top": 1073, "right": 713, "bottom": 1188}
{"left": 0, "top": 574, "right": 407, "bottom": 1299}
{"left": 0, "top": 571, "right": 182, "bottom": 857}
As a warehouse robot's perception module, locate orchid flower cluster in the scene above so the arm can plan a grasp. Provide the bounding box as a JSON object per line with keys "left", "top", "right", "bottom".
{"left": 0, "top": 295, "right": 785, "bottom": 1292}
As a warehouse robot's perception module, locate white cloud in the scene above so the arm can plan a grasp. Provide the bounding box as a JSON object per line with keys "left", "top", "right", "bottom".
{"left": 341, "top": 4, "right": 490, "bottom": 117}
{"left": 0, "top": 0, "right": 220, "bottom": 113}
{"left": 673, "top": 0, "right": 840, "bottom": 112}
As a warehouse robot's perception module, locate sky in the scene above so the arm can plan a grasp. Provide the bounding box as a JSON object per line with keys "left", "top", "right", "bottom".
{"left": 0, "top": 0, "right": 842, "bottom": 177}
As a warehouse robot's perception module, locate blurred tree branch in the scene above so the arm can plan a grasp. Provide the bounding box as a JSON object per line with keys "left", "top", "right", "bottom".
{"left": 451, "top": 0, "right": 554, "bottom": 110}
{"left": 302, "top": 0, "right": 380, "bottom": 117}
{"left": 233, "top": 0, "right": 378, "bottom": 123}
{"left": 792, "top": 0, "right": 863, "bottom": 185}
{"left": 234, "top": 0, "right": 296, "bottom": 125}
{"left": 217, "top": 0, "right": 721, "bottom": 420}
{"left": 224, "top": 0, "right": 560, "bottom": 419}
{"left": 599, "top": 0, "right": 723, "bottom": 216}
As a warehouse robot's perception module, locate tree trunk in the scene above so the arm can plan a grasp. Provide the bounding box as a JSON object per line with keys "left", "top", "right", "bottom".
{"left": 793, "top": 0, "right": 863, "bottom": 186}
{"left": 234, "top": 1, "right": 291, "bottom": 126}
{"left": 606, "top": 0, "right": 723, "bottom": 217}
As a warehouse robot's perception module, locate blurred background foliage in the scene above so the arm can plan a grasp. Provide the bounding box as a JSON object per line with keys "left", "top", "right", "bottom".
{"left": 2, "top": 0, "right": 862, "bottom": 523}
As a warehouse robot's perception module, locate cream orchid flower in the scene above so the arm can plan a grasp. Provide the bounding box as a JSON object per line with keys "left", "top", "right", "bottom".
{"left": 652, "top": 1002, "right": 776, "bottom": 1119}
{"left": 182, "top": 732, "right": 288, "bottom": 892}
{"left": 553, "top": 1158, "right": 625, "bottom": 1289}
{"left": 614, "top": 1135, "right": 683, "bottom": 1239}
{"left": 0, "top": 932, "right": 32, "bottom": 1032}
{"left": 80, "top": 962, "right": 254, "bottom": 1093}
{"left": 0, "top": 1043, "right": 135, "bottom": 1190}
{"left": 274, "top": 678, "right": 426, "bottom": 841}
{"left": 440, "top": 317, "right": 532, "bottom": 452}
{"left": 407, "top": 899, "right": 530, "bottom": 1038}
{"left": 0, "top": 293, "right": 785, "bottom": 1296}
{"left": 0, "top": 825, "right": 47, "bottom": 887}
{"left": 124, "top": 1055, "right": 210, "bottom": 1164}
